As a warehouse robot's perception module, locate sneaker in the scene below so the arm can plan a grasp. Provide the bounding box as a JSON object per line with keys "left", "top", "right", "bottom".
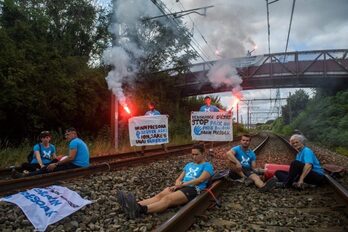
{"left": 244, "top": 177, "right": 254, "bottom": 187}
{"left": 275, "top": 182, "right": 286, "bottom": 188}
{"left": 11, "top": 169, "right": 23, "bottom": 179}
{"left": 235, "top": 176, "right": 246, "bottom": 183}
{"left": 259, "top": 177, "right": 277, "bottom": 192}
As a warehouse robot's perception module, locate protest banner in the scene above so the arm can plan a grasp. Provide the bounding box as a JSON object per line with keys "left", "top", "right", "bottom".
{"left": 191, "top": 111, "right": 233, "bottom": 141}
{"left": 0, "top": 185, "right": 91, "bottom": 231}
{"left": 129, "top": 115, "right": 169, "bottom": 146}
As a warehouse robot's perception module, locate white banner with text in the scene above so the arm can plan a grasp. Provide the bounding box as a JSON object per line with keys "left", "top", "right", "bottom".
{"left": 129, "top": 115, "right": 169, "bottom": 146}
{"left": 0, "top": 185, "right": 92, "bottom": 231}
{"left": 191, "top": 111, "right": 233, "bottom": 141}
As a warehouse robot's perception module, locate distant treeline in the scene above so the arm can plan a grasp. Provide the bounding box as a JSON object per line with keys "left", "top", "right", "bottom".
{"left": 272, "top": 89, "right": 348, "bottom": 155}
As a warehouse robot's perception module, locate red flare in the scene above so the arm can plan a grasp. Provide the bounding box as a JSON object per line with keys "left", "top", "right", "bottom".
{"left": 123, "top": 105, "right": 131, "bottom": 114}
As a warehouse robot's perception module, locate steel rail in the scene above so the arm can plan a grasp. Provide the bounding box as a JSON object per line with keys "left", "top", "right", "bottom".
{"left": 0, "top": 142, "right": 232, "bottom": 196}
{"left": 276, "top": 134, "right": 348, "bottom": 204}
{"left": 0, "top": 143, "right": 201, "bottom": 177}
{"left": 155, "top": 136, "right": 269, "bottom": 232}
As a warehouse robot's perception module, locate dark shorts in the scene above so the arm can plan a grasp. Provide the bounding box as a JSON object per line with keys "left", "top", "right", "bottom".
{"left": 179, "top": 186, "right": 199, "bottom": 201}
{"left": 229, "top": 167, "right": 253, "bottom": 179}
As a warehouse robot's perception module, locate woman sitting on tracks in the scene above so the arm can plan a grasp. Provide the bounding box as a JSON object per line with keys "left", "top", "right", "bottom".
{"left": 117, "top": 143, "right": 214, "bottom": 218}
{"left": 273, "top": 134, "right": 325, "bottom": 189}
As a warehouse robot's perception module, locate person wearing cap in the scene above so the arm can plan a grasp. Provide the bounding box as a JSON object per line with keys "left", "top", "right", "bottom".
{"left": 12, "top": 131, "right": 57, "bottom": 178}
{"left": 141, "top": 102, "right": 167, "bottom": 154}
{"left": 199, "top": 96, "right": 223, "bottom": 112}
{"left": 46, "top": 127, "right": 90, "bottom": 172}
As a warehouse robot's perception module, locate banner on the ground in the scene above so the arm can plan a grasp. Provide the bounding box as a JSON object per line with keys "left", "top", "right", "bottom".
{"left": 0, "top": 185, "right": 92, "bottom": 232}
{"left": 128, "top": 115, "right": 169, "bottom": 146}
{"left": 191, "top": 111, "right": 233, "bottom": 141}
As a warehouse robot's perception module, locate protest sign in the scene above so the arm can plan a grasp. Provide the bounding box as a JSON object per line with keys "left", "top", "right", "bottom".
{"left": 129, "top": 115, "right": 169, "bottom": 146}
{"left": 191, "top": 111, "right": 233, "bottom": 141}
{"left": 0, "top": 185, "right": 91, "bottom": 231}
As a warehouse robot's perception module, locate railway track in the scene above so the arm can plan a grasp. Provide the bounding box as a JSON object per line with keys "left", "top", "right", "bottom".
{"left": 156, "top": 133, "right": 348, "bottom": 232}
{"left": 0, "top": 142, "right": 231, "bottom": 196}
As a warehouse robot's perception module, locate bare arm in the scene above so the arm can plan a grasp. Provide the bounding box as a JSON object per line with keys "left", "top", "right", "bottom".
{"left": 298, "top": 163, "right": 312, "bottom": 184}
{"left": 175, "top": 171, "right": 185, "bottom": 185}
{"left": 226, "top": 150, "right": 242, "bottom": 169}
{"left": 180, "top": 171, "right": 211, "bottom": 187}
{"left": 47, "top": 149, "right": 77, "bottom": 171}
{"left": 251, "top": 161, "right": 257, "bottom": 170}
{"left": 34, "top": 151, "right": 44, "bottom": 168}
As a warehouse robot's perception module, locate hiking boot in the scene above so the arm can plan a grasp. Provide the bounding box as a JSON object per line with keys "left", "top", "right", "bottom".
{"left": 259, "top": 177, "right": 277, "bottom": 192}
{"left": 125, "top": 193, "right": 141, "bottom": 219}
{"left": 116, "top": 191, "right": 129, "bottom": 210}
{"left": 244, "top": 177, "right": 254, "bottom": 187}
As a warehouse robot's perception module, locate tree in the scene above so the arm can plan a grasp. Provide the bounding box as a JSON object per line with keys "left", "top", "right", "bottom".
{"left": 281, "top": 89, "right": 309, "bottom": 124}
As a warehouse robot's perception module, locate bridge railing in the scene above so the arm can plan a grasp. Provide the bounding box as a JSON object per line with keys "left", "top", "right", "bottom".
{"left": 174, "top": 49, "right": 348, "bottom": 79}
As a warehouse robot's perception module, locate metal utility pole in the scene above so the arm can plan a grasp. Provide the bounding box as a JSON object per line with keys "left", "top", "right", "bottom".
{"left": 266, "top": 0, "right": 279, "bottom": 56}
{"left": 111, "top": 94, "right": 119, "bottom": 150}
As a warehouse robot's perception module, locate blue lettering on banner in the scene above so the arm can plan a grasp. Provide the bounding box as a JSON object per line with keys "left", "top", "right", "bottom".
{"left": 34, "top": 189, "right": 62, "bottom": 206}
{"left": 21, "top": 191, "right": 58, "bottom": 217}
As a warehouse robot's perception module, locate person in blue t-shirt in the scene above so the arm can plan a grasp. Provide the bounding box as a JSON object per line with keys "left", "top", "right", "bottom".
{"left": 199, "top": 96, "right": 222, "bottom": 112}
{"left": 141, "top": 102, "right": 167, "bottom": 154}
{"left": 226, "top": 134, "right": 277, "bottom": 192}
{"left": 14, "top": 131, "right": 57, "bottom": 177}
{"left": 117, "top": 143, "right": 214, "bottom": 218}
{"left": 46, "top": 127, "right": 89, "bottom": 172}
{"left": 274, "top": 134, "right": 325, "bottom": 189}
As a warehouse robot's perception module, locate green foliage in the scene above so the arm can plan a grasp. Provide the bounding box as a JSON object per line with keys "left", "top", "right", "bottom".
{"left": 273, "top": 89, "right": 348, "bottom": 153}
{"left": 281, "top": 89, "right": 309, "bottom": 124}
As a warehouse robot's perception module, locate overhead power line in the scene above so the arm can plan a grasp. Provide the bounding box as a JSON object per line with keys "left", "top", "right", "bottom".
{"left": 284, "top": 0, "right": 296, "bottom": 54}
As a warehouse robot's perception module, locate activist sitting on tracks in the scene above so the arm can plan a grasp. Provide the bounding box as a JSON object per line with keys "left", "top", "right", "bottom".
{"left": 117, "top": 143, "right": 214, "bottom": 218}
{"left": 13, "top": 128, "right": 90, "bottom": 178}
{"left": 273, "top": 134, "right": 325, "bottom": 189}
{"left": 12, "top": 131, "right": 57, "bottom": 178}
{"left": 226, "top": 134, "right": 277, "bottom": 192}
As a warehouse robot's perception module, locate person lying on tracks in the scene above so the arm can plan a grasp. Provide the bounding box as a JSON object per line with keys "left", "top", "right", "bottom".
{"left": 273, "top": 134, "right": 325, "bottom": 189}
{"left": 226, "top": 134, "right": 277, "bottom": 192}
{"left": 117, "top": 143, "right": 214, "bottom": 218}
{"left": 12, "top": 131, "right": 57, "bottom": 178}
{"left": 13, "top": 128, "right": 90, "bottom": 178}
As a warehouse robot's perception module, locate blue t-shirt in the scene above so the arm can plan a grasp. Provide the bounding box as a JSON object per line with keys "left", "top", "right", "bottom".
{"left": 145, "top": 110, "right": 161, "bottom": 116}
{"left": 69, "top": 138, "right": 89, "bottom": 167}
{"left": 199, "top": 105, "right": 220, "bottom": 112}
{"left": 182, "top": 162, "right": 214, "bottom": 191}
{"left": 31, "top": 144, "right": 56, "bottom": 165}
{"left": 296, "top": 146, "right": 324, "bottom": 175}
{"left": 231, "top": 145, "right": 256, "bottom": 170}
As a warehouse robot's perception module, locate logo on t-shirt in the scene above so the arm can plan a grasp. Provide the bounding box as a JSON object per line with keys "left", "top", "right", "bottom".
{"left": 186, "top": 167, "right": 199, "bottom": 178}
{"left": 42, "top": 150, "right": 51, "bottom": 159}
{"left": 240, "top": 155, "right": 250, "bottom": 166}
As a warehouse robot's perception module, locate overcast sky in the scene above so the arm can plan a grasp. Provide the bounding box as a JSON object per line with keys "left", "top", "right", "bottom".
{"left": 99, "top": 0, "right": 347, "bottom": 123}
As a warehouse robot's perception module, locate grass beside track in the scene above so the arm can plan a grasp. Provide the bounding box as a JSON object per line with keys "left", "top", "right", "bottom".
{"left": 0, "top": 134, "right": 192, "bottom": 168}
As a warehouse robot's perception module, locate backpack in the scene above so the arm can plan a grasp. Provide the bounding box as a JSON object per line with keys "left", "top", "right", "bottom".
{"left": 323, "top": 164, "right": 346, "bottom": 178}
{"left": 27, "top": 144, "right": 42, "bottom": 163}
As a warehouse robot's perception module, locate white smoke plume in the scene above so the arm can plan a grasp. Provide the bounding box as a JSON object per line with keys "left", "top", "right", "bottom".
{"left": 207, "top": 59, "right": 244, "bottom": 105}
{"left": 103, "top": 0, "right": 160, "bottom": 107}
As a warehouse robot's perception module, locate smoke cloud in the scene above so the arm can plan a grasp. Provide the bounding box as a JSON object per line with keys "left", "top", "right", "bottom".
{"left": 103, "top": 0, "right": 160, "bottom": 107}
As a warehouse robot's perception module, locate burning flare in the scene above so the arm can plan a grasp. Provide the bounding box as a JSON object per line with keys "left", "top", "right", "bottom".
{"left": 123, "top": 105, "right": 131, "bottom": 115}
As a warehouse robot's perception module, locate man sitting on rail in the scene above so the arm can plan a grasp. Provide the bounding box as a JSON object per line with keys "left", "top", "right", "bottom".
{"left": 117, "top": 143, "right": 214, "bottom": 218}
{"left": 13, "top": 128, "right": 89, "bottom": 177}
{"left": 273, "top": 134, "right": 325, "bottom": 189}
{"left": 226, "top": 134, "right": 276, "bottom": 192}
